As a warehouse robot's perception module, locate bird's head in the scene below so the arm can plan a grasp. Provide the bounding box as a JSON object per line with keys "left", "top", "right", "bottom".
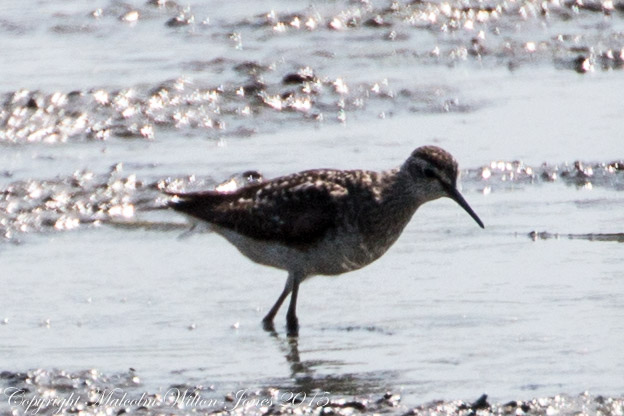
{"left": 402, "top": 145, "right": 484, "bottom": 228}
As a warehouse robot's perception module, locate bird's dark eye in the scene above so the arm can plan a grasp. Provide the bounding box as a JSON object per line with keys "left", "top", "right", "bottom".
{"left": 423, "top": 168, "right": 436, "bottom": 178}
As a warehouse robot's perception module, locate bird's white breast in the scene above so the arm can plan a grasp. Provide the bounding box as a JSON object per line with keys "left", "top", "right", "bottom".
{"left": 213, "top": 223, "right": 403, "bottom": 278}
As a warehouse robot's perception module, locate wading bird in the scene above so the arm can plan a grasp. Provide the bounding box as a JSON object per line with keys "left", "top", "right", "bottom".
{"left": 167, "top": 146, "right": 484, "bottom": 336}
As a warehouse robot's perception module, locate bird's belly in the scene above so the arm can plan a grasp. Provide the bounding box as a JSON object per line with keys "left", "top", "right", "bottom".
{"left": 302, "top": 234, "right": 391, "bottom": 275}
{"left": 213, "top": 227, "right": 295, "bottom": 271}
{"left": 306, "top": 222, "right": 408, "bottom": 275}
{"left": 213, "top": 226, "right": 398, "bottom": 277}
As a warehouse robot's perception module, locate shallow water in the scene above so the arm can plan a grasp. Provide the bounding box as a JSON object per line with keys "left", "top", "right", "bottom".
{"left": 1, "top": 0, "right": 624, "bottom": 414}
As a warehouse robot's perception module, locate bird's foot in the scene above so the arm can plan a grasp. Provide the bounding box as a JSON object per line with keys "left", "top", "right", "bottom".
{"left": 262, "top": 317, "right": 277, "bottom": 333}
{"left": 286, "top": 316, "right": 299, "bottom": 337}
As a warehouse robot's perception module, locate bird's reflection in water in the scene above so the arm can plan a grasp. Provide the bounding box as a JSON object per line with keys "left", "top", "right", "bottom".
{"left": 284, "top": 337, "right": 307, "bottom": 375}
{"left": 266, "top": 332, "right": 396, "bottom": 397}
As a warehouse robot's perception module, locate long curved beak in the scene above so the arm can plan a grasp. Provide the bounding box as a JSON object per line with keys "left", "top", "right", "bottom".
{"left": 446, "top": 185, "right": 485, "bottom": 229}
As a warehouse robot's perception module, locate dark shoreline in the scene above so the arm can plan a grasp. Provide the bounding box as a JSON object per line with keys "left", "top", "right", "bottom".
{"left": 1, "top": 369, "right": 622, "bottom": 415}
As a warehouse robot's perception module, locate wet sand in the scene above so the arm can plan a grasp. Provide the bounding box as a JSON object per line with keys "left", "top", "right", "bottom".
{"left": 2, "top": 368, "right": 623, "bottom": 415}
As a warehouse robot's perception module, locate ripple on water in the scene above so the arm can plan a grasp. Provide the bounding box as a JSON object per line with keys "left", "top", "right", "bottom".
{"left": 0, "top": 71, "right": 473, "bottom": 144}
{"left": 4, "top": 0, "right": 624, "bottom": 143}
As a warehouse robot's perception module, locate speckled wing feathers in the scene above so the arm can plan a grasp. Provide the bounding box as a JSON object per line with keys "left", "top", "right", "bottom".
{"left": 169, "top": 170, "right": 363, "bottom": 245}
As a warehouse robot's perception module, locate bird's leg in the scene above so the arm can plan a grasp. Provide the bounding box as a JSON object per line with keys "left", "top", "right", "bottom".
{"left": 262, "top": 274, "right": 293, "bottom": 332}
{"left": 286, "top": 274, "right": 302, "bottom": 337}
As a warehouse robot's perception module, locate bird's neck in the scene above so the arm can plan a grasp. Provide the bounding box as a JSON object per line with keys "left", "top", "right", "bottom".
{"left": 379, "top": 168, "right": 424, "bottom": 211}
{"left": 350, "top": 169, "right": 422, "bottom": 259}
{"left": 358, "top": 169, "right": 422, "bottom": 234}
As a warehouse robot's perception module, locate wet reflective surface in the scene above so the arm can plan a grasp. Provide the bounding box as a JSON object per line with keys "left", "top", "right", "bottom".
{"left": 1, "top": 368, "right": 623, "bottom": 416}
{"left": 1, "top": 0, "right": 624, "bottom": 414}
